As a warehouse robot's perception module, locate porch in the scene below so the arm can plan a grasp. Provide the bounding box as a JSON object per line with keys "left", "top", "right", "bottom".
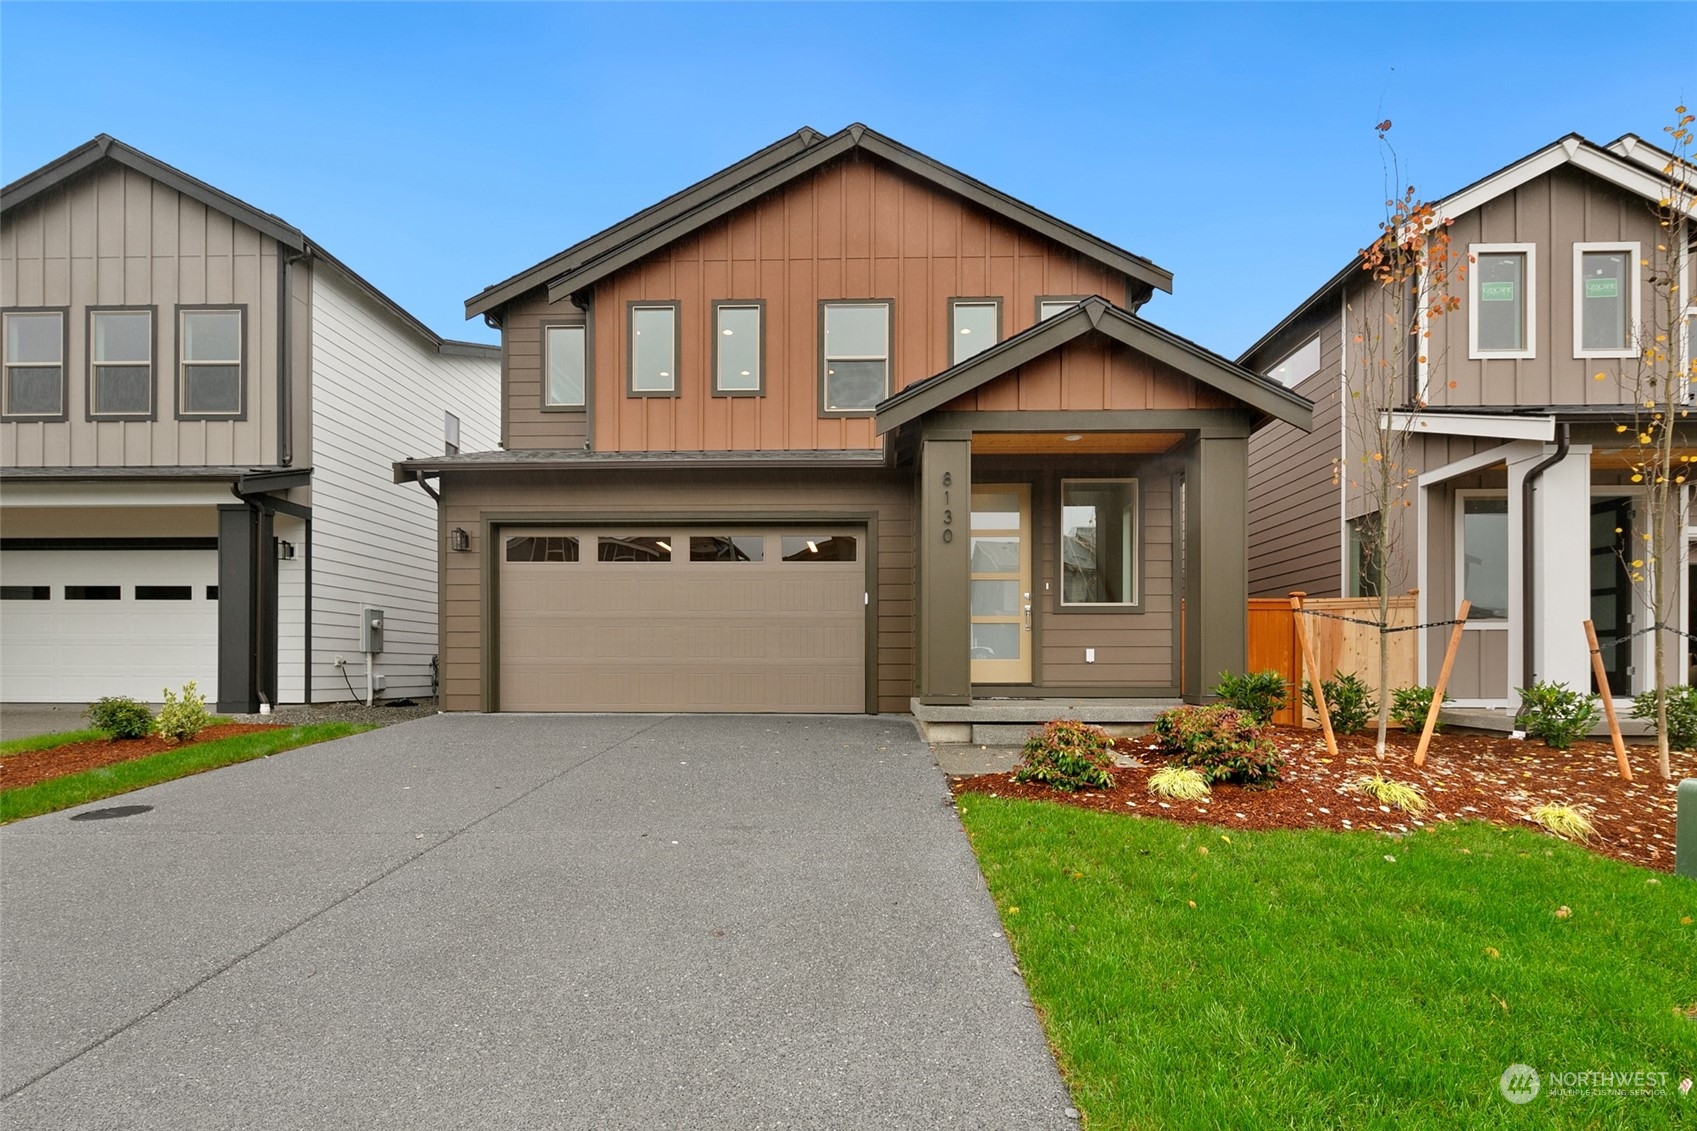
{"left": 909, "top": 695, "right": 1184, "bottom": 744}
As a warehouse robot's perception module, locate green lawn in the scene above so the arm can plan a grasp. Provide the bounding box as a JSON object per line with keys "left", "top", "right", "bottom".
{"left": 959, "top": 796, "right": 1696, "bottom": 1130}
{"left": 0, "top": 728, "right": 110, "bottom": 756}
{"left": 1, "top": 723, "right": 375, "bottom": 823}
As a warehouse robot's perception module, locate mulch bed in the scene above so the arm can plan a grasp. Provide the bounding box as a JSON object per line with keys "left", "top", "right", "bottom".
{"left": 0, "top": 724, "right": 283, "bottom": 791}
{"left": 951, "top": 726, "right": 1695, "bottom": 872}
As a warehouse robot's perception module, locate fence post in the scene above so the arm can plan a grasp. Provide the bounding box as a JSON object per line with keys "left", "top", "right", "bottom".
{"left": 1289, "top": 592, "right": 1338, "bottom": 758}
{"left": 1414, "top": 600, "right": 1469, "bottom": 768}
{"left": 1582, "top": 619, "right": 1633, "bottom": 782}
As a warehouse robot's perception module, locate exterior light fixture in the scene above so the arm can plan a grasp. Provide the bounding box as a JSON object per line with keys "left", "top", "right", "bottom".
{"left": 449, "top": 527, "right": 471, "bottom": 552}
{"left": 1063, "top": 434, "right": 1083, "bottom": 442}
{"left": 276, "top": 540, "right": 296, "bottom": 561}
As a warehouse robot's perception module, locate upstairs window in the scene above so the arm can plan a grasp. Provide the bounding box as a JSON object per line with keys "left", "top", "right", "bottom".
{"left": 3, "top": 309, "right": 66, "bottom": 420}
{"left": 544, "top": 324, "right": 586, "bottom": 407}
{"left": 628, "top": 303, "right": 678, "bottom": 396}
{"left": 90, "top": 308, "right": 154, "bottom": 418}
{"left": 1264, "top": 335, "right": 1321, "bottom": 387}
{"left": 714, "top": 302, "right": 762, "bottom": 395}
{"left": 1574, "top": 243, "right": 1639, "bottom": 358}
{"left": 178, "top": 307, "right": 244, "bottom": 417}
{"left": 1469, "top": 245, "right": 1534, "bottom": 359}
{"left": 821, "top": 301, "right": 890, "bottom": 414}
{"left": 950, "top": 299, "right": 999, "bottom": 365}
{"left": 444, "top": 410, "right": 461, "bottom": 455}
{"left": 1037, "top": 297, "right": 1085, "bottom": 322}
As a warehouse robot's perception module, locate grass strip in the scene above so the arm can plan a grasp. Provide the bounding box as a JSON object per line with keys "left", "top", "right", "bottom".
{"left": 958, "top": 795, "right": 1696, "bottom": 1130}
{"left": 1, "top": 723, "right": 375, "bottom": 823}
{"left": 1, "top": 716, "right": 236, "bottom": 757}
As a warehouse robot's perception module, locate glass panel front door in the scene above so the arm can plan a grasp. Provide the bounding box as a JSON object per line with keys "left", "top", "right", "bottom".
{"left": 971, "top": 485, "right": 1032, "bottom": 684}
{"left": 1590, "top": 497, "right": 1632, "bottom": 696}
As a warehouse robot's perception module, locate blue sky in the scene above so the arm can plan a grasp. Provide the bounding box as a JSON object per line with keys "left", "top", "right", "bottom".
{"left": 1, "top": 2, "right": 1685, "bottom": 355}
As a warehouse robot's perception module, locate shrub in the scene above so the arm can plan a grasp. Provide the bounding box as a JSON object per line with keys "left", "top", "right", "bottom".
{"left": 1356, "top": 775, "right": 1427, "bottom": 814}
{"left": 156, "top": 680, "right": 212, "bottom": 746}
{"left": 1389, "top": 685, "right": 1451, "bottom": 734}
{"left": 1147, "top": 765, "right": 1211, "bottom": 801}
{"left": 1529, "top": 802, "right": 1597, "bottom": 842}
{"left": 1629, "top": 685, "right": 1697, "bottom": 749}
{"left": 1514, "top": 681, "right": 1599, "bottom": 750}
{"left": 1302, "top": 672, "right": 1377, "bottom": 735}
{"left": 1013, "top": 719, "right": 1116, "bottom": 792}
{"left": 84, "top": 696, "right": 154, "bottom": 740}
{"left": 1211, "top": 670, "right": 1288, "bottom": 724}
{"left": 1152, "top": 704, "right": 1282, "bottom": 785}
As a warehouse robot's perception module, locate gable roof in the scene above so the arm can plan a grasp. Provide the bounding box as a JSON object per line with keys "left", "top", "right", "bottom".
{"left": 1238, "top": 131, "right": 1697, "bottom": 369}
{"left": 1, "top": 135, "right": 497, "bottom": 360}
{"left": 874, "top": 296, "right": 1312, "bottom": 434}
{"left": 465, "top": 124, "right": 1174, "bottom": 320}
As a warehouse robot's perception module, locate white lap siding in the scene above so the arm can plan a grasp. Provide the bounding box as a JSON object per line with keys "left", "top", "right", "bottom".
{"left": 308, "top": 268, "right": 498, "bottom": 701}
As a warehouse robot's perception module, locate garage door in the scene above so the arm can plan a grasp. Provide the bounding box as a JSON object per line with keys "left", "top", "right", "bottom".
{"left": 498, "top": 527, "right": 865, "bottom": 712}
{"left": 0, "top": 549, "right": 219, "bottom": 703}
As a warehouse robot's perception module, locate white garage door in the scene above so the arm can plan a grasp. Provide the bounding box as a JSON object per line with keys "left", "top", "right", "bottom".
{"left": 499, "top": 527, "right": 865, "bottom": 713}
{"left": 0, "top": 549, "right": 220, "bottom": 703}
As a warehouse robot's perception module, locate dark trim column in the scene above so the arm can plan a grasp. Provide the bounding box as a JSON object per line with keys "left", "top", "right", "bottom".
{"left": 918, "top": 434, "right": 972, "bottom": 705}
{"left": 1183, "top": 434, "right": 1249, "bottom": 700}
{"left": 216, "top": 502, "right": 277, "bottom": 713}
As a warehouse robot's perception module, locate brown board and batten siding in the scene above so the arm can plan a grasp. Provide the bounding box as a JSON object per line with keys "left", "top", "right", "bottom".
{"left": 2, "top": 163, "right": 281, "bottom": 467}
{"left": 1426, "top": 165, "right": 1665, "bottom": 409}
{"left": 1246, "top": 304, "right": 1344, "bottom": 598}
{"left": 937, "top": 335, "right": 1242, "bottom": 414}
{"left": 437, "top": 467, "right": 914, "bottom": 713}
{"left": 520, "top": 155, "right": 1131, "bottom": 454}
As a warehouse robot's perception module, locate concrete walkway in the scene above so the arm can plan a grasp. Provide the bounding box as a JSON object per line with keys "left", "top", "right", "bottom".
{"left": 0, "top": 714, "right": 1073, "bottom": 1130}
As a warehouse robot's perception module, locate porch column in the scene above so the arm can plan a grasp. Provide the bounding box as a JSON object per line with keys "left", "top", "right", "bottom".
{"left": 918, "top": 435, "right": 972, "bottom": 704}
{"left": 1527, "top": 443, "right": 1593, "bottom": 689}
{"left": 1183, "top": 433, "right": 1249, "bottom": 699}
{"left": 217, "top": 503, "right": 262, "bottom": 714}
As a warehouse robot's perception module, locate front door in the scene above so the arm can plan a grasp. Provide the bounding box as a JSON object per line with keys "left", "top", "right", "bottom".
{"left": 1589, "top": 496, "right": 1633, "bottom": 696}
{"left": 970, "top": 485, "right": 1033, "bottom": 684}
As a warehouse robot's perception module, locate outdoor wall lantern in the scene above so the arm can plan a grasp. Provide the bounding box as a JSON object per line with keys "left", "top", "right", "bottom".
{"left": 449, "top": 527, "right": 471, "bottom": 552}
{"left": 276, "top": 540, "right": 296, "bottom": 561}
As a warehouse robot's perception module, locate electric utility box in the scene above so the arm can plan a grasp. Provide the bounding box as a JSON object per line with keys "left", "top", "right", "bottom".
{"left": 360, "top": 607, "right": 385, "bottom": 654}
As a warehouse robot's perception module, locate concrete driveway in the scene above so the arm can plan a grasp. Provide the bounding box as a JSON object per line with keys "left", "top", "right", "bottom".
{"left": 1, "top": 714, "right": 1074, "bottom": 1130}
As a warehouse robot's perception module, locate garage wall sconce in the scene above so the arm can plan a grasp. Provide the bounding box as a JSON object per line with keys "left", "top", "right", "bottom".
{"left": 449, "top": 528, "right": 471, "bottom": 552}
{"left": 276, "top": 540, "right": 297, "bottom": 561}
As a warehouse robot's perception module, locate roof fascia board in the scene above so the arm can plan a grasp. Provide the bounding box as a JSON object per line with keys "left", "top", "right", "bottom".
{"left": 392, "top": 452, "right": 891, "bottom": 480}
{"left": 1388, "top": 410, "right": 1555, "bottom": 442}
{"left": 464, "top": 128, "right": 824, "bottom": 318}
{"left": 312, "top": 249, "right": 497, "bottom": 358}
{"left": 1417, "top": 439, "right": 1545, "bottom": 487}
{"left": 1098, "top": 306, "right": 1312, "bottom": 428}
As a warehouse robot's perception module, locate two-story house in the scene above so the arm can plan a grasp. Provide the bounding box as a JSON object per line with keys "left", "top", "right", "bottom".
{"left": 1, "top": 136, "right": 500, "bottom": 712}
{"left": 1243, "top": 132, "right": 1695, "bottom": 708}
{"left": 394, "top": 124, "right": 1312, "bottom": 732}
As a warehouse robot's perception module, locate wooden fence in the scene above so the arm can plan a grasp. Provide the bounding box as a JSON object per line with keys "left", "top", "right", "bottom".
{"left": 1246, "top": 595, "right": 1418, "bottom": 725}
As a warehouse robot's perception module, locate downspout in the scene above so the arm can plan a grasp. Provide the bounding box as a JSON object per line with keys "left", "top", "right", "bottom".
{"left": 1521, "top": 422, "right": 1571, "bottom": 685}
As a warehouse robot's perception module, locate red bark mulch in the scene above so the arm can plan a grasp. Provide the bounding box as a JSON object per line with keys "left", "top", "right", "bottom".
{"left": 0, "top": 724, "right": 284, "bottom": 791}
{"left": 950, "top": 725, "right": 1694, "bottom": 872}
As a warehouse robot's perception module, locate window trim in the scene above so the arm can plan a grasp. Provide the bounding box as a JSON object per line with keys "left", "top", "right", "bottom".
{"left": 85, "top": 305, "right": 158, "bottom": 422}
{"left": 1, "top": 306, "right": 70, "bottom": 423}
{"left": 1057, "top": 477, "right": 1143, "bottom": 613}
{"left": 1035, "top": 295, "right": 1090, "bottom": 326}
{"left": 948, "top": 297, "right": 1002, "bottom": 367}
{"left": 1264, "top": 334, "right": 1322, "bottom": 388}
{"left": 711, "top": 299, "right": 765, "bottom": 398}
{"left": 1467, "top": 243, "right": 1536, "bottom": 360}
{"left": 541, "top": 320, "right": 590, "bottom": 410}
{"left": 818, "top": 298, "right": 894, "bottom": 418}
{"left": 1454, "top": 489, "right": 1510, "bottom": 627}
{"left": 1572, "top": 241, "right": 1641, "bottom": 360}
{"left": 173, "top": 304, "right": 248, "bottom": 421}
{"left": 626, "top": 300, "right": 681, "bottom": 398}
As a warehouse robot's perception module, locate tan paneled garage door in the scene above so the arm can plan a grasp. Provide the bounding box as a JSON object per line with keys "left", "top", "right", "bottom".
{"left": 498, "top": 527, "right": 865, "bottom": 712}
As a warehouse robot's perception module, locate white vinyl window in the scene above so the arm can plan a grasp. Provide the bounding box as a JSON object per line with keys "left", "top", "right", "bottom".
{"left": 179, "top": 308, "right": 243, "bottom": 416}
{"left": 714, "top": 303, "right": 762, "bottom": 394}
{"left": 821, "top": 301, "right": 889, "bottom": 413}
{"left": 1264, "top": 335, "right": 1321, "bottom": 387}
{"left": 1469, "top": 244, "right": 1535, "bottom": 359}
{"left": 544, "top": 324, "right": 586, "bottom": 407}
{"left": 950, "top": 300, "right": 999, "bottom": 365}
{"left": 1573, "top": 242, "right": 1640, "bottom": 358}
{"left": 1456, "top": 492, "right": 1510, "bottom": 623}
{"left": 2, "top": 310, "right": 65, "bottom": 418}
{"left": 91, "top": 309, "right": 153, "bottom": 417}
{"left": 1037, "top": 297, "right": 1083, "bottom": 322}
{"left": 629, "top": 304, "right": 678, "bottom": 395}
{"left": 1061, "top": 479, "right": 1139, "bottom": 606}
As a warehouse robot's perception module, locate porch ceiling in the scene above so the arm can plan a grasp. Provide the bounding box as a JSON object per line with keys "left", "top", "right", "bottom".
{"left": 969, "top": 431, "right": 1185, "bottom": 456}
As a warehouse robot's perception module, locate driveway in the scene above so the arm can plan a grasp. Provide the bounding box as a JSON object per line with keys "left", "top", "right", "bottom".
{"left": 0, "top": 714, "right": 1073, "bottom": 1130}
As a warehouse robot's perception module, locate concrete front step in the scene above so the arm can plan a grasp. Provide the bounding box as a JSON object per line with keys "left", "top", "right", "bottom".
{"left": 910, "top": 697, "right": 1182, "bottom": 745}
{"left": 1440, "top": 705, "right": 1656, "bottom": 738}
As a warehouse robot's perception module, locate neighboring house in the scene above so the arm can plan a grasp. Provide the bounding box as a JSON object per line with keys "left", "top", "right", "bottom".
{"left": 1243, "top": 132, "right": 1696, "bottom": 708}
{"left": 395, "top": 124, "right": 1312, "bottom": 727}
{"left": 1, "top": 136, "right": 500, "bottom": 711}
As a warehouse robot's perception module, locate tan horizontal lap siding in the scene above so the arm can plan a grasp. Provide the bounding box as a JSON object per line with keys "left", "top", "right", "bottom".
{"left": 500, "top": 296, "right": 587, "bottom": 450}
{"left": 2, "top": 164, "right": 279, "bottom": 467}
{"left": 437, "top": 467, "right": 914, "bottom": 712}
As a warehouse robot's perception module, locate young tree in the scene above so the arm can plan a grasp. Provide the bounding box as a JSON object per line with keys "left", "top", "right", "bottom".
{"left": 1340, "top": 121, "right": 1466, "bottom": 757}
{"left": 1609, "top": 105, "right": 1695, "bottom": 782}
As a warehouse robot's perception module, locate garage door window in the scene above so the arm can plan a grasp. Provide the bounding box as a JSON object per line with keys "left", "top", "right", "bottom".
{"left": 782, "top": 536, "right": 856, "bottom": 562}
{"left": 598, "top": 536, "right": 671, "bottom": 563}
{"left": 136, "top": 586, "right": 192, "bottom": 600}
{"left": 507, "top": 536, "right": 579, "bottom": 562}
{"left": 65, "top": 585, "right": 121, "bottom": 600}
{"left": 1, "top": 586, "right": 50, "bottom": 600}
{"left": 690, "top": 535, "right": 764, "bottom": 562}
